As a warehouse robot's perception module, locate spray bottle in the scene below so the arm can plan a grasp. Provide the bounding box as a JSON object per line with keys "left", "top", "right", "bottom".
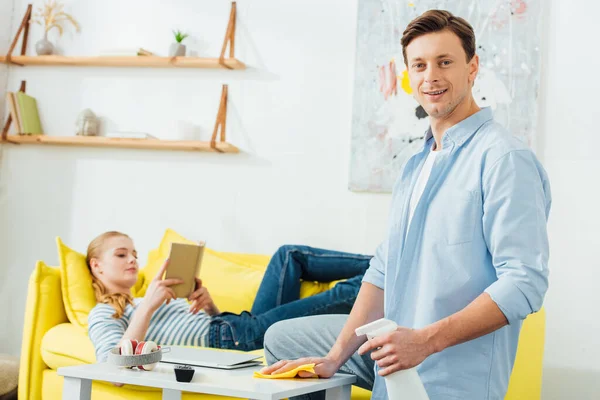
{"left": 356, "top": 318, "right": 430, "bottom": 400}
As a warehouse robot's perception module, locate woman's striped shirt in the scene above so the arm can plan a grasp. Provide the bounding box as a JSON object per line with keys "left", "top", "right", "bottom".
{"left": 88, "top": 298, "right": 211, "bottom": 362}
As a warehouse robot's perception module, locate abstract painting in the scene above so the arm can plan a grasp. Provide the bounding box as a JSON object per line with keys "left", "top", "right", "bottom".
{"left": 349, "top": 0, "right": 542, "bottom": 192}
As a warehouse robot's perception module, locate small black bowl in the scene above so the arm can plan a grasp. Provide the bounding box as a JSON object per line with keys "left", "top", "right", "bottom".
{"left": 174, "top": 364, "right": 195, "bottom": 383}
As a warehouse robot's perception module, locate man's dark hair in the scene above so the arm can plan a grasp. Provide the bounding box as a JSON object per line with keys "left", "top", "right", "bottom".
{"left": 401, "top": 10, "right": 476, "bottom": 65}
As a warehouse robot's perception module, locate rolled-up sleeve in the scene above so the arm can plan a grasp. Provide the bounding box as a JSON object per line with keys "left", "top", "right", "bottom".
{"left": 482, "top": 150, "right": 551, "bottom": 325}
{"left": 362, "top": 240, "right": 387, "bottom": 289}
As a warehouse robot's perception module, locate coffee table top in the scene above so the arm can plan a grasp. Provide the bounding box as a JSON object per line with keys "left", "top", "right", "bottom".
{"left": 58, "top": 362, "right": 356, "bottom": 400}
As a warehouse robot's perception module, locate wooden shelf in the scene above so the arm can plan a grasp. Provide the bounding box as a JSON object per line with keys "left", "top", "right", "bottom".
{"left": 2, "top": 2, "right": 243, "bottom": 71}
{"left": 1, "top": 3, "right": 242, "bottom": 153}
{"left": 2, "top": 135, "right": 239, "bottom": 153}
{"left": 0, "top": 55, "right": 246, "bottom": 69}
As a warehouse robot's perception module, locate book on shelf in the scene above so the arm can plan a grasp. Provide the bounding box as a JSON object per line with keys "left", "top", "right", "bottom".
{"left": 5, "top": 92, "right": 21, "bottom": 133}
{"left": 99, "top": 48, "right": 155, "bottom": 57}
{"left": 5, "top": 91, "right": 43, "bottom": 135}
{"left": 137, "top": 48, "right": 154, "bottom": 56}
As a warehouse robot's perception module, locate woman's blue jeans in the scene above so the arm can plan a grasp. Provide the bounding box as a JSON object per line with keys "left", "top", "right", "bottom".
{"left": 208, "top": 245, "right": 372, "bottom": 351}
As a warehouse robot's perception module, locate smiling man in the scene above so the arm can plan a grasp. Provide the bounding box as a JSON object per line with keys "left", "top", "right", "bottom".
{"left": 260, "top": 10, "right": 551, "bottom": 400}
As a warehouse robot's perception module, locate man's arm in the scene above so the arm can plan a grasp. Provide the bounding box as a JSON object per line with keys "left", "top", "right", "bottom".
{"left": 423, "top": 292, "right": 507, "bottom": 353}
{"left": 481, "top": 150, "right": 550, "bottom": 325}
{"left": 328, "top": 282, "right": 385, "bottom": 367}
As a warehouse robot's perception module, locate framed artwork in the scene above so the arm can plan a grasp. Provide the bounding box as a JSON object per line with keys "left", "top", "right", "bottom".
{"left": 349, "top": 0, "right": 542, "bottom": 193}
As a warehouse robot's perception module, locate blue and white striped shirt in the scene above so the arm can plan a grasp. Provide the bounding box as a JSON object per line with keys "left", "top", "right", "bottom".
{"left": 88, "top": 298, "right": 211, "bottom": 362}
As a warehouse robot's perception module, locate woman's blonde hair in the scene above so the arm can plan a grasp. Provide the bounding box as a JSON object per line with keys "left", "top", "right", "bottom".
{"left": 86, "top": 231, "right": 135, "bottom": 319}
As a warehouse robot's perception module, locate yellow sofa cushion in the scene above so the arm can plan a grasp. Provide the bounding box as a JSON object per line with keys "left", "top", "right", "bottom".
{"left": 56, "top": 237, "right": 97, "bottom": 331}
{"left": 41, "top": 323, "right": 96, "bottom": 369}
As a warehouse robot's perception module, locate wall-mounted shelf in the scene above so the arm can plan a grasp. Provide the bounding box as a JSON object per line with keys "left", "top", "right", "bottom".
{"left": 3, "top": 2, "right": 241, "bottom": 70}
{"left": 2, "top": 135, "right": 239, "bottom": 153}
{"left": 1, "top": 3, "right": 241, "bottom": 154}
{"left": 0, "top": 55, "right": 246, "bottom": 69}
{"left": 3, "top": 82, "right": 235, "bottom": 153}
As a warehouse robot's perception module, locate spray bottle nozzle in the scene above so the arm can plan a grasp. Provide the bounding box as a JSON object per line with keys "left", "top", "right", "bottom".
{"left": 355, "top": 318, "right": 398, "bottom": 340}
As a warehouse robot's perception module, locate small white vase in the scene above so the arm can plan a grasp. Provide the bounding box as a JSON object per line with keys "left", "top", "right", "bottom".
{"left": 169, "top": 43, "right": 186, "bottom": 57}
{"left": 35, "top": 35, "right": 54, "bottom": 55}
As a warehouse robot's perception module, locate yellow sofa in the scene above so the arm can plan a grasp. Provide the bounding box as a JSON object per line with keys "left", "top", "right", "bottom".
{"left": 18, "top": 230, "right": 546, "bottom": 399}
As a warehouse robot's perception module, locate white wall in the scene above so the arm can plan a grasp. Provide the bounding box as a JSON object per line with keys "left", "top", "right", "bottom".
{"left": 0, "top": 0, "right": 598, "bottom": 398}
{"left": 537, "top": 0, "right": 600, "bottom": 399}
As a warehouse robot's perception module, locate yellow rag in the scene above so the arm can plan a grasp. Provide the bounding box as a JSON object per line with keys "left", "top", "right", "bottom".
{"left": 253, "top": 363, "right": 317, "bottom": 379}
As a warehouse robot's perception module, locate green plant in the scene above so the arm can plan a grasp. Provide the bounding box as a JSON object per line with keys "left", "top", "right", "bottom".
{"left": 172, "top": 30, "right": 189, "bottom": 43}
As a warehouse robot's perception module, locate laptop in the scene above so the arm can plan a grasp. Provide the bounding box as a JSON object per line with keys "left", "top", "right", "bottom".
{"left": 160, "top": 346, "right": 263, "bottom": 370}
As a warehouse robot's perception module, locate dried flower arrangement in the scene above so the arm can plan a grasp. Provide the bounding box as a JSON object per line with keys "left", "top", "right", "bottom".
{"left": 30, "top": 0, "right": 80, "bottom": 36}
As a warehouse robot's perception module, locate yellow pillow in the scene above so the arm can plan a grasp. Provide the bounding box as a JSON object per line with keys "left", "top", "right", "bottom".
{"left": 202, "top": 250, "right": 331, "bottom": 311}
{"left": 198, "top": 249, "right": 266, "bottom": 313}
{"left": 56, "top": 237, "right": 97, "bottom": 331}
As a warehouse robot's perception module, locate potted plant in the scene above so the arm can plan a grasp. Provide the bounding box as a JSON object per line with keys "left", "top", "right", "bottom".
{"left": 30, "top": 0, "right": 80, "bottom": 56}
{"left": 169, "top": 30, "right": 189, "bottom": 57}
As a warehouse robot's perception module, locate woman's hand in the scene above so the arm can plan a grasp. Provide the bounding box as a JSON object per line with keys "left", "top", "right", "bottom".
{"left": 188, "top": 278, "right": 219, "bottom": 316}
{"left": 141, "top": 259, "right": 184, "bottom": 314}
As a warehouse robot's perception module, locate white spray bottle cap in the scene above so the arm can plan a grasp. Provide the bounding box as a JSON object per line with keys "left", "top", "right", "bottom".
{"left": 355, "top": 318, "right": 398, "bottom": 340}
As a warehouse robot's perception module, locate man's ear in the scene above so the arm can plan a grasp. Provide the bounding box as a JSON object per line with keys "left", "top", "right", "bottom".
{"left": 468, "top": 54, "right": 479, "bottom": 85}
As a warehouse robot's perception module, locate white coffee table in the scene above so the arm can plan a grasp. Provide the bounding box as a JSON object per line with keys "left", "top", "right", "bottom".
{"left": 57, "top": 362, "right": 356, "bottom": 400}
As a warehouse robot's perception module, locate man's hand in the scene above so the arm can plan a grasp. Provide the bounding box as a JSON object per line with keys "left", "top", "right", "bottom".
{"left": 260, "top": 357, "right": 339, "bottom": 378}
{"left": 188, "top": 278, "right": 219, "bottom": 316}
{"left": 358, "top": 327, "right": 434, "bottom": 377}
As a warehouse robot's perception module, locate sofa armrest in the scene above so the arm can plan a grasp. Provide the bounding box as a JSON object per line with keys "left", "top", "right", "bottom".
{"left": 19, "top": 261, "right": 68, "bottom": 400}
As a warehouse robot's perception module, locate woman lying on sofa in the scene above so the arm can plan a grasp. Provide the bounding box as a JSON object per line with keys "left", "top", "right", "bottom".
{"left": 86, "top": 231, "right": 372, "bottom": 362}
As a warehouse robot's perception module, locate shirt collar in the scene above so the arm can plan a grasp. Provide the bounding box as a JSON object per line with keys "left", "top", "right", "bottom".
{"left": 422, "top": 107, "right": 494, "bottom": 150}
